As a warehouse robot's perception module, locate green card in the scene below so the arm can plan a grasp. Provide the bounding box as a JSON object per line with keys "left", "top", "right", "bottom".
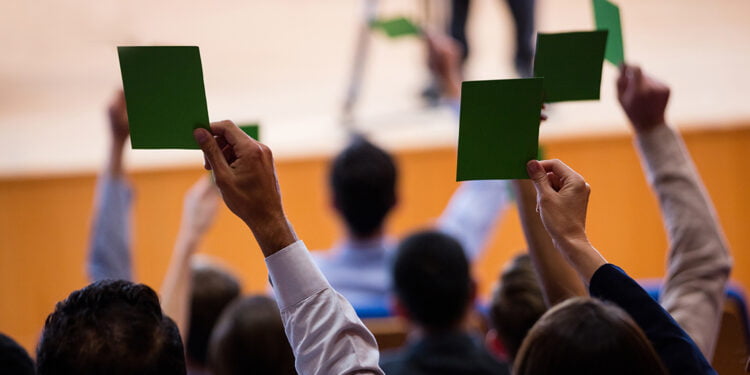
{"left": 533, "top": 31, "right": 608, "bottom": 102}
{"left": 457, "top": 78, "right": 544, "bottom": 180}
{"left": 370, "top": 17, "right": 421, "bottom": 38}
{"left": 239, "top": 124, "right": 260, "bottom": 141}
{"left": 593, "top": 0, "right": 625, "bottom": 66}
{"left": 118, "top": 46, "right": 210, "bottom": 149}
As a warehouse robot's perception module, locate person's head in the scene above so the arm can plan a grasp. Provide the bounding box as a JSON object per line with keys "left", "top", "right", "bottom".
{"left": 36, "top": 280, "right": 185, "bottom": 375}
{"left": 329, "top": 135, "right": 397, "bottom": 239}
{"left": 514, "top": 297, "right": 668, "bottom": 375}
{"left": 488, "top": 253, "right": 546, "bottom": 361}
{"left": 392, "top": 230, "right": 474, "bottom": 332}
{"left": 208, "top": 295, "right": 295, "bottom": 375}
{"left": 186, "top": 262, "right": 241, "bottom": 368}
{"left": 0, "top": 333, "right": 34, "bottom": 375}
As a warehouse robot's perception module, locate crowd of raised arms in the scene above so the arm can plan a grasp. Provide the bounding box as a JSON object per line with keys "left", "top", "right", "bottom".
{"left": 0, "top": 27, "right": 736, "bottom": 375}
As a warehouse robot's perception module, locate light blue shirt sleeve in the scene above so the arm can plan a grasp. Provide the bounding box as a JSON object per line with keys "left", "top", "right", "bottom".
{"left": 87, "top": 173, "right": 133, "bottom": 282}
{"left": 436, "top": 180, "right": 510, "bottom": 261}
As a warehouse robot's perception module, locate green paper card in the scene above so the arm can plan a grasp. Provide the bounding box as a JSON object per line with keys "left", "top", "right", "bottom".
{"left": 457, "top": 78, "right": 544, "bottom": 180}
{"left": 239, "top": 124, "right": 260, "bottom": 141}
{"left": 593, "top": 0, "right": 625, "bottom": 66}
{"left": 533, "top": 31, "right": 608, "bottom": 102}
{"left": 370, "top": 17, "right": 421, "bottom": 38}
{"left": 118, "top": 46, "right": 210, "bottom": 149}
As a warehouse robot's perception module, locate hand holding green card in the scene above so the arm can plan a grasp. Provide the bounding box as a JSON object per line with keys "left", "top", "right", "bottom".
{"left": 533, "top": 31, "right": 608, "bottom": 102}
{"left": 117, "top": 46, "right": 210, "bottom": 149}
{"left": 457, "top": 78, "right": 544, "bottom": 180}
{"left": 593, "top": 0, "right": 625, "bottom": 66}
{"left": 370, "top": 17, "right": 421, "bottom": 38}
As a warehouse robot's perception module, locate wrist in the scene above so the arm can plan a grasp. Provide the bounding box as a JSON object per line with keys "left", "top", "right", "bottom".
{"left": 246, "top": 213, "right": 298, "bottom": 257}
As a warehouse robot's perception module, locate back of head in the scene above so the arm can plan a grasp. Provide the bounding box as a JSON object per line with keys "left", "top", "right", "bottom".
{"left": 187, "top": 263, "right": 241, "bottom": 366}
{"left": 208, "top": 295, "right": 295, "bottom": 375}
{"left": 514, "top": 297, "right": 668, "bottom": 375}
{"left": 489, "top": 253, "right": 546, "bottom": 360}
{"left": 36, "top": 280, "right": 185, "bottom": 375}
{"left": 0, "top": 333, "right": 34, "bottom": 375}
{"left": 330, "top": 135, "right": 397, "bottom": 238}
{"left": 393, "top": 230, "right": 471, "bottom": 331}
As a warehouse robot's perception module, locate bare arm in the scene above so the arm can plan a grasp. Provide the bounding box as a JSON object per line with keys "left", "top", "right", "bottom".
{"left": 512, "top": 179, "right": 587, "bottom": 306}
{"left": 160, "top": 176, "right": 220, "bottom": 337}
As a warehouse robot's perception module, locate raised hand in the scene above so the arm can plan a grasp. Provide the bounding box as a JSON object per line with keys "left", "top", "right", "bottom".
{"left": 617, "top": 65, "right": 671, "bottom": 133}
{"left": 180, "top": 176, "right": 220, "bottom": 239}
{"left": 424, "top": 30, "right": 462, "bottom": 100}
{"left": 193, "top": 121, "right": 297, "bottom": 256}
{"left": 108, "top": 91, "right": 130, "bottom": 144}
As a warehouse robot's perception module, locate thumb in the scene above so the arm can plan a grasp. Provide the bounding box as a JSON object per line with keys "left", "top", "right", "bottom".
{"left": 194, "top": 128, "right": 230, "bottom": 179}
{"left": 527, "top": 160, "right": 553, "bottom": 196}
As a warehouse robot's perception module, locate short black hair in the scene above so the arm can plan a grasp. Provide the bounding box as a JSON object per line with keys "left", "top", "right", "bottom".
{"left": 36, "top": 280, "right": 186, "bottom": 375}
{"left": 393, "top": 230, "right": 472, "bottom": 331}
{"left": 330, "top": 135, "right": 397, "bottom": 238}
{"left": 489, "top": 253, "right": 546, "bottom": 360}
{"left": 208, "top": 295, "right": 295, "bottom": 375}
{"left": 0, "top": 333, "right": 34, "bottom": 375}
{"left": 187, "top": 264, "right": 241, "bottom": 366}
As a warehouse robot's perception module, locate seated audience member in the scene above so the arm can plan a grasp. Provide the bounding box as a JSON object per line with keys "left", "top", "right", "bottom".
{"left": 487, "top": 253, "right": 546, "bottom": 362}
{"left": 87, "top": 93, "right": 241, "bottom": 375}
{"left": 522, "top": 157, "right": 716, "bottom": 374}
{"left": 208, "top": 295, "right": 295, "bottom": 375}
{"left": 194, "top": 121, "right": 383, "bottom": 374}
{"left": 36, "top": 280, "right": 186, "bottom": 375}
{"left": 515, "top": 297, "right": 667, "bottom": 375}
{"left": 380, "top": 230, "right": 510, "bottom": 375}
{"left": 0, "top": 333, "right": 34, "bottom": 375}
{"left": 316, "top": 135, "right": 509, "bottom": 312}
{"left": 618, "top": 64, "right": 732, "bottom": 360}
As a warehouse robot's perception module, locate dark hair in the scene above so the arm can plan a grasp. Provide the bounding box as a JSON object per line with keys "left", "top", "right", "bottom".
{"left": 208, "top": 295, "right": 295, "bottom": 375}
{"left": 36, "top": 279, "right": 185, "bottom": 375}
{"left": 0, "top": 333, "right": 34, "bottom": 375}
{"left": 489, "top": 253, "right": 546, "bottom": 360}
{"left": 393, "top": 230, "right": 472, "bottom": 331}
{"left": 187, "top": 264, "right": 241, "bottom": 366}
{"left": 330, "top": 136, "right": 397, "bottom": 238}
{"left": 514, "top": 297, "right": 668, "bottom": 375}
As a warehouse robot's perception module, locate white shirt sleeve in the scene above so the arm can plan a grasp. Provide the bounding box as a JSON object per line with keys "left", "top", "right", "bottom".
{"left": 266, "top": 240, "right": 384, "bottom": 375}
{"left": 635, "top": 124, "right": 732, "bottom": 360}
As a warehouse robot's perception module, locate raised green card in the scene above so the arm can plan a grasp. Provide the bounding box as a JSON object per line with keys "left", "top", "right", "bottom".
{"left": 593, "top": 0, "right": 625, "bottom": 66}
{"left": 533, "top": 31, "right": 608, "bottom": 102}
{"left": 457, "top": 78, "right": 544, "bottom": 180}
{"left": 118, "top": 46, "right": 210, "bottom": 149}
{"left": 239, "top": 124, "right": 260, "bottom": 141}
{"left": 370, "top": 17, "right": 421, "bottom": 38}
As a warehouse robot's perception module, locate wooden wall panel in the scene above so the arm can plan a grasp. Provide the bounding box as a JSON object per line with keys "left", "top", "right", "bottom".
{"left": 1, "top": 125, "right": 748, "bottom": 354}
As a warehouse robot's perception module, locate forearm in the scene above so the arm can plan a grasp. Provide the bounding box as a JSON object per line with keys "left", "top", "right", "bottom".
{"left": 267, "top": 241, "right": 383, "bottom": 375}
{"left": 635, "top": 124, "right": 731, "bottom": 358}
{"left": 159, "top": 230, "right": 199, "bottom": 338}
{"left": 513, "top": 180, "right": 587, "bottom": 305}
{"left": 87, "top": 173, "right": 133, "bottom": 282}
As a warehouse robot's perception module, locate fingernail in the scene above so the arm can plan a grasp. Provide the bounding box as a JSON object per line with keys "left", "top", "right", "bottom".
{"left": 194, "top": 128, "right": 208, "bottom": 144}
{"left": 526, "top": 160, "right": 541, "bottom": 177}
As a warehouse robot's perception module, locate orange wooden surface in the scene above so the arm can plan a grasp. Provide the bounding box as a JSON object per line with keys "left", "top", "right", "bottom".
{"left": 1, "top": 125, "right": 748, "bottom": 354}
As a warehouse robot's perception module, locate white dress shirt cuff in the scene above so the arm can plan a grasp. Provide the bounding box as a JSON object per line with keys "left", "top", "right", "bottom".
{"left": 265, "top": 240, "right": 331, "bottom": 311}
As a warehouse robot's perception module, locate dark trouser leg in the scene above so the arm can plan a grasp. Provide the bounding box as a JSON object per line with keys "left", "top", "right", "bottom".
{"left": 505, "top": 0, "right": 536, "bottom": 77}
{"left": 449, "top": 0, "right": 471, "bottom": 64}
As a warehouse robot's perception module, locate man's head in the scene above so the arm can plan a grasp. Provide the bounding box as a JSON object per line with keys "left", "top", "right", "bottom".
{"left": 187, "top": 263, "right": 241, "bottom": 367}
{"left": 514, "top": 297, "right": 667, "bottom": 375}
{"left": 488, "top": 253, "right": 546, "bottom": 360}
{"left": 36, "top": 280, "right": 185, "bottom": 375}
{"left": 208, "top": 295, "right": 295, "bottom": 375}
{"left": 0, "top": 333, "right": 34, "bottom": 375}
{"left": 392, "top": 230, "right": 473, "bottom": 332}
{"left": 330, "top": 135, "right": 397, "bottom": 238}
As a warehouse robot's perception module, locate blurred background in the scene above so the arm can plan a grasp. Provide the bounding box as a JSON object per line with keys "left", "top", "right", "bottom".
{"left": 1, "top": 0, "right": 749, "bottom": 359}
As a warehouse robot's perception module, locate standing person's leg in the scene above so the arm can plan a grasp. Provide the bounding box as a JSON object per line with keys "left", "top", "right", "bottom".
{"left": 449, "top": 0, "right": 471, "bottom": 64}
{"left": 505, "top": 0, "right": 535, "bottom": 77}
